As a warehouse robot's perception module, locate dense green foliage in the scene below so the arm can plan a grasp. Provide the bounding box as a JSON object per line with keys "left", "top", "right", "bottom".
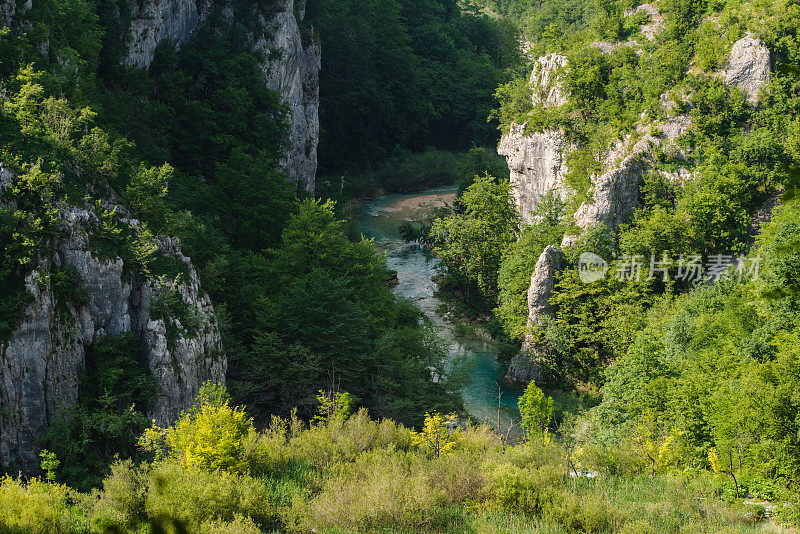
{"left": 308, "top": 0, "right": 521, "bottom": 175}
{"left": 3, "top": 386, "right": 795, "bottom": 533}
{"left": 430, "top": 173, "right": 519, "bottom": 307}
{"left": 42, "top": 334, "right": 154, "bottom": 492}
{"left": 595, "top": 201, "right": 800, "bottom": 491}
{"left": 3, "top": 0, "right": 800, "bottom": 526}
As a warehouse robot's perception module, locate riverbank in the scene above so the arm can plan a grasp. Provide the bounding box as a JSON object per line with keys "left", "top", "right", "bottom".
{"left": 354, "top": 187, "right": 523, "bottom": 429}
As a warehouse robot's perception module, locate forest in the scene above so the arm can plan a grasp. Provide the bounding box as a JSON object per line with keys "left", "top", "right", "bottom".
{"left": 0, "top": 0, "right": 799, "bottom": 532}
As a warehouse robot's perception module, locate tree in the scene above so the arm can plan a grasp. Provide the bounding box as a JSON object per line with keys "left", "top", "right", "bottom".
{"left": 42, "top": 333, "right": 154, "bottom": 490}
{"left": 125, "top": 164, "right": 172, "bottom": 227}
{"left": 412, "top": 412, "right": 461, "bottom": 457}
{"left": 518, "top": 383, "right": 554, "bottom": 441}
{"left": 496, "top": 192, "right": 565, "bottom": 340}
{"left": 430, "top": 173, "right": 519, "bottom": 302}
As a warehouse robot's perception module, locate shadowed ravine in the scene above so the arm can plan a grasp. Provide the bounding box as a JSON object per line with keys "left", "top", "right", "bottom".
{"left": 355, "top": 186, "right": 522, "bottom": 429}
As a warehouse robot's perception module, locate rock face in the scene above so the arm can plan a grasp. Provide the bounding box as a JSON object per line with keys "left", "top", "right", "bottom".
{"left": 123, "top": 0, "right": 199, "bottom": 69}
{"left": 530, "top": 54, "right": 569, "bottom": 107}
{"left": 624, "top": 3, "right": 664, "bottom": 41}
{"left": 1, "top": 0, "right": 30, "bottom": 28}
{"left": 498, "top": 54, "right": 570, "bottom": 224}
{"left": 122, "top": 0, "right": 320, "bottom": 191}
{"left": 499, "top": 126, "right": 571, "bottom": 224}
{"left": 564, "top": 95, "right": 693, "bottom": 245}
{"left": 724, "top": 33, "right": 771, "bottom": 104}
{"left": 253, "top": 0, "right": 320, "bottom": 191}
{"left": 0, "top": 201, "right": 224, "bottom": 474}
{"left": 505, "top": 245, "right": 562, "bottom": 385}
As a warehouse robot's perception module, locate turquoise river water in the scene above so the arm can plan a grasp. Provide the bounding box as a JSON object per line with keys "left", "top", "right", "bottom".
{"left": 355, "top": 186, "right": 522, "bottom": 428}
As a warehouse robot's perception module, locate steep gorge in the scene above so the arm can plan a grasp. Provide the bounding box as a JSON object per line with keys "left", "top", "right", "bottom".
{"left": 0, "top": 0, "right": 321, "bottom": 473}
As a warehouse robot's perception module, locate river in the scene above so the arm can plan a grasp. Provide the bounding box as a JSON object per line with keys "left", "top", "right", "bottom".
{"left": 355, "top": 186, "right": 522, "bottom": 429}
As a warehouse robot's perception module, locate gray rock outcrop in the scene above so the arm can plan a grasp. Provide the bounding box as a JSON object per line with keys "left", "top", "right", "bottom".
{"left": 724, "top": 33, "right": 771, "bottom": 104}
{"left": 498, "top": 54, "right": 571, "bottom": 224}
{"left": 530, "top": 54, "right": 569, "bottom": 107}
{"left": 254, "top": 0, "right": 320, "bottom": 191}
{"left": 0, "top": 0, "right": 30, "bottom": 29}
{"left": 122, "top": 0, "right": 320, "bottom": 191}
{"left": 564, "top": 95, "right": 693, "bottom": 245}
{"left": 0, "top": 201, "right": 224, "bottom": 474}
{"left": 505, "top": 245, "right": 562, "bottom": 386}
{"left": 625, "top": 3, "right": 664, "bottom": 41}
{"left": 499, "top": 125, "right": 571, "bottom": 224}
{"left": 123, "top": 0, "right": 199, "bottom": 69}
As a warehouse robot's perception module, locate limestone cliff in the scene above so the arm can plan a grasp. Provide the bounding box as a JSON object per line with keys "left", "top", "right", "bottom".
{"left": 564, "top": 95, "right": 693, "bottom": 245}
{"left": 500, "top": 32, "right": 772, "bottom": 384}
{"left": 122, "top": 0, "right": 320, "bottom": 191}
{"left": 505, "top": 245, "right": 562, "bottom": 385}
{"left": 123, "top": 0, "right": 199, "bottom": 69}
{"left": 498, "top": 54, "right": 570, "bottom": 225}
{"left": 253, "top": 0, "right": 320, "bottom": 191}
{"left": 0, "top": 0, "right": 30, "bottom": 29}
{"left": 499, "top": 125, "right": 571, "bottom": 224}
{"left": 0, "top": 174, "right": 224, "bottom": 473}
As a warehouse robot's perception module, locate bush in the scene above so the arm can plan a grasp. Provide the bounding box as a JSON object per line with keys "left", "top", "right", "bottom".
{"left": 0, "top": 476, "right": 88, "bottom": 533}
{"left": 487, "top": 463, "right": 565, "bottom": 517}
{"left": 775, "top": 501, "right": 800, "bottom": 528}
{"left": 292, "top": 449, "right": 441, "bottom": 531}
{"left": 93, "top": 459, "right": 279, "bottom": 532}
{"left": 288, "top": 407, "right": 416, "bottom": 469}
{"left": 140, "top": 382, "right": 259, "bottom": 475}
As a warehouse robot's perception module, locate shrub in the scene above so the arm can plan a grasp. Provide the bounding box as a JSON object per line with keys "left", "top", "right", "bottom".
{"left": 90, "top": 460, "right": 148, "bottom": 532}
{"left": 167, "top": 402, "right": 254, "bottom": 473}
{"left": 292, "top": 449, "right": 441, "bottom": 532}
{"left": 412, "top": 412, "right": 462, "bottom": 457}
{"left": 775, "top": 501, "right": 800, "bottom": 528}
{"left": 145, "top": 461, "right": 278, "bottom": 531}
{"left": 93, "top": 459, "right": 279, "bottom": 532}
{"left": 200, "top": 514, "right": 264, "bottom": 534}
{"left": 0, "top": 476, "right": 88, "bottom": 533}
{"left": 487, "top": 463, "right": 565, "bottom": 517}
{"left": 288, "top": 407, "right": 416, "bottom": 468}
{"left": 518, "top": 383, "right": 555, "bottom": 440}
{"left": 140, "top": 383, "right": 257, "bottom": 474}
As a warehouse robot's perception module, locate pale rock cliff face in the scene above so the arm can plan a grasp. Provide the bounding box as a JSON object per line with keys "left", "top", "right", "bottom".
{"left": 624, "top": 3, "right": 664, "bottom": 42}
{"left": 564, "top": 95, "right": 693, "bottom": 245}
{"left": 0, "top": 0, "right": 30, "bottom": 29}
{"left": 499, "top": 125, "right": 571, "bottom": 224}
{"left": 0, "top": 194, "right": 223, "bottom": 474}
{"left": 503, "top": 34, "right": 771, "bottom": 383}
{"left": 123, "top": 0, "right": 199, "bottom": 68}
{"left": 724, "top": 33, "right": 771, "bottom": 104}
{"left": 498, "top": 54, "right": 570, "bottom": 224}
{"left": 530, "top": 54, "right": 569, "bottom": 107}
{"left": 505, "top": 245, "right": 562, "bottom": 386}
{"left": 122, "top": 0, "right": 320, "bottom": 191}
{"left": 253, "top": 0, "right": 320, "bottom": 191}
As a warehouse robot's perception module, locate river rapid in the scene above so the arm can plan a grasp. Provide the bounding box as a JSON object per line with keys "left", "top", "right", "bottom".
{"left": 355, "top": 186, "right": 522, "bottom": 429}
